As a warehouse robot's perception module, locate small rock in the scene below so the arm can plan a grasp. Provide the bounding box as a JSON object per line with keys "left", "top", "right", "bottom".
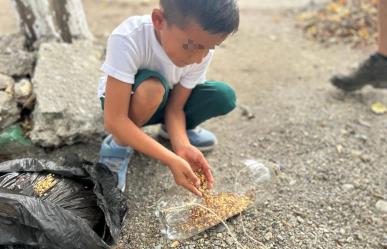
{"left": 293, "top": 210, "right": 306, "bottom": 218}
{"left": 171, "top": 240, "right": 180, "bottom": 248}
{"left": 354, "top": 232, "right": 364, "bottom": 241}
{"left": 226, "top": 236, "right": 234, "bottom": 245}
{"left": 354, "top": 133, "right": 368, "bottom": 142}
{"left": 357, "top": 119, "right": 371, "bottom": 127}
{"left": 375, "top": 200, "right": 387, "bottom": 213}
{"left": 15, "top": 79, "right": 33, "bottom": 103}
{"left": 213, "top": 224, "right": 227, "bottom": 233}
{"left": 289, "top": 216, "right": 297, "bottom": 227}
{"left": 0, "top": 91, "right": 20, "bottom": 130}
{"left": 351, "top": 150, "right": 362, "bottom": 157}
{"left": 297, "top": 216, "right": 304, "bottom": 223}
{"left": 264, "top": 231, "right": 273, "bottom": 241}
{"left": 336, "top": 144, "right": 343, "bottom": 154}
{"left": 239, "top": 104, "right": 255, "bottom": 120}
{"left": 22, "top": 93, "right": 36, "bottom": 110}
{"left": 5, "top": 80, "right": 14, "bottom": 95}
{"left": 0, "top": 74, "right": 14, "bottom": 90}
{"left": 341, "top": 184, "right": 354, "bottom": 191}
{"left": 360, "top": 154, "right": 372, "bottom": 163}
{"left": 269, "top": 35, "right": 278, "bottom": 41}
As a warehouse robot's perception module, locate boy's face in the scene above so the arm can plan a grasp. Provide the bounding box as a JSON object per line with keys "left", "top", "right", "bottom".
{"left": 152, "top": 9, "right": 228, "bottom": 67}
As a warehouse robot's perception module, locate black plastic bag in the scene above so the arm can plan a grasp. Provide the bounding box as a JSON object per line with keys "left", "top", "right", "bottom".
{"left": 0, "top": 155, "right": 128, "bottom": 249}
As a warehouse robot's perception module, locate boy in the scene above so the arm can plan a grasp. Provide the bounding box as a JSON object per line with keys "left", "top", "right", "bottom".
{"left": 97, "top": 0, "right": 239, "bottom": 195}
{"left": 331, "top": 0, "right": 387, "bottom": 91}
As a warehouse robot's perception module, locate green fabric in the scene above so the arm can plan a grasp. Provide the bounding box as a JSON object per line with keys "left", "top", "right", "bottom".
{"left": 183, "top": 81, "right": 236, "bottom": 129}
{"left": 100, "top": 70, "right": 236, "bottom": 129}
{"left": 100, "top": 69, "right": 169, "bottom": 110}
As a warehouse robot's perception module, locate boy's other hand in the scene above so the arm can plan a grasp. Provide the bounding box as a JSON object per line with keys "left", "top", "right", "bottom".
{"left": 168, "top": 156, "right": 202, "bottom": 197}
{"left": 175, "top": 145, "right": 214, "bottom": 189}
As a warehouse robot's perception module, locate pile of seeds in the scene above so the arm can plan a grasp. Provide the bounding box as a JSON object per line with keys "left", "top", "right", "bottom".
{"left": 33, "top": 173, "right": 57, "bottom": 197}
{"left": 179, "top": 171, "right": 253, "bottom": 233}
{"left": 297, "top": 0, "right": 379, "bottom": 46}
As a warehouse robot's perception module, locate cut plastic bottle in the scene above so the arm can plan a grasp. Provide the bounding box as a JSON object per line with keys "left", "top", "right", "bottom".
{"left": 155, "top": 159, "right": 284, "bottom": 240}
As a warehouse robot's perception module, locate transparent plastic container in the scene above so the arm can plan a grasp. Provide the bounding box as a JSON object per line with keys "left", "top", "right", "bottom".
{"left": 155, "top": 159, "right": 283, "bottom": 240}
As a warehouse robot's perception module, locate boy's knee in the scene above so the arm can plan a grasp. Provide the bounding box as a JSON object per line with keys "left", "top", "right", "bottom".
{"left": 212, "top": 82, "right": 237, "bottom": 114}
{"left": 135, "top": 77, "right": 165, "bottom": 107}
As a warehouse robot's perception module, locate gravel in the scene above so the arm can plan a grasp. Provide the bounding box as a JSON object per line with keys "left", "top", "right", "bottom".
{"left": 1, "top": 0, "right": 386, "bottom": 248}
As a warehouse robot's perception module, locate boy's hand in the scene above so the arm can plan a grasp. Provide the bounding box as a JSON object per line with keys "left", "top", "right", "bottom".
{"left": 175, "top": 145, "right": 214, "bottom": 189}
{"left": 168, "top": 156, "right": 202, "bottom": 196}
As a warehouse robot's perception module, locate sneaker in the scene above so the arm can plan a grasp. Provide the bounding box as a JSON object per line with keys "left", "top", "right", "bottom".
{"left": 99, "top": 134, "right": 134, "bottom": 192}
{"left": 330, "top": 53, "right": 387, "bottom": 91}
{"left": 158, "top": 125, "right": 217, "bottom": 152}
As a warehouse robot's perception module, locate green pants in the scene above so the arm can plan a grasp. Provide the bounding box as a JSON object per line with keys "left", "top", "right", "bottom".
{"left": 100, "top": 70, "right": 236, "bottom": 129}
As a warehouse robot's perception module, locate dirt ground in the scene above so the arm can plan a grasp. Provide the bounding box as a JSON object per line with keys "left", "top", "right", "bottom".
{"left": 1, "top": 0, "right": 386, "bottom": 248}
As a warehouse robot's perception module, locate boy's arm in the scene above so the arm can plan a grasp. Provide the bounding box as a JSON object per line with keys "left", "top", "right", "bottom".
{"left": 104, "top": 76, "right": 201, "bottom": 195}
{"left": 165, "top": 84, "right": 214, "bottom": 188}
{"left": 164, "top": 84, "right": 191, "bottom": 152}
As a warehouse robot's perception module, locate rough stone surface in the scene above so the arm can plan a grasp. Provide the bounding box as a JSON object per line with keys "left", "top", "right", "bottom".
{"left": 30, "top": 41, "right": 104, "bottom": 147}
{"left": 0, "top": 34, "right": 36, "bottom": 77}
{"left": 0, "top": 91, "right": 19, "bottom": 130}
{"left": 0, "top": 73, "right": 14, "bottom": 90}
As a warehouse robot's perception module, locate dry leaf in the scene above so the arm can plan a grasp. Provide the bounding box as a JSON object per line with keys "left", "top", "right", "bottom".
{"left": 371, "top": 102, "right": 387, "bottom": 114}
{"left": 297, "top": 0, "right": 378, "bottom": 47}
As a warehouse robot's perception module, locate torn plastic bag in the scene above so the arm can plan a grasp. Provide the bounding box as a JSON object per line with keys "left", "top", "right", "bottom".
{"left": 0, "top": 155, "right": 128, "bottom": 249}
{"left": 155, "top": 159, "right": 283, "bottom": 240}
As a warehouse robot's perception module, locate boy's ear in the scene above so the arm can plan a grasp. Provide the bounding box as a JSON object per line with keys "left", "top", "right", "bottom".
{"left": 152, "top": 9, "right": 166, "bottom": 31}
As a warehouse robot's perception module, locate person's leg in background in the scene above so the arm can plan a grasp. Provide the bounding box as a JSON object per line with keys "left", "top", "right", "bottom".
{"left": 331, "top": 0, "right": 387, "bottom": 91}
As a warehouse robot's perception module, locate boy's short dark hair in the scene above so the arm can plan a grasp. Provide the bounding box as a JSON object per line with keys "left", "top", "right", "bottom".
{"left": 160, "top": 0, "right": 239, "bottom": 34}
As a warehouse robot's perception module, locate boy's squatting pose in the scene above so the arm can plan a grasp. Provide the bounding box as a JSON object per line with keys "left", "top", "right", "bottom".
{"left": 97, "top": 0, "right": 239, "bottom": 195}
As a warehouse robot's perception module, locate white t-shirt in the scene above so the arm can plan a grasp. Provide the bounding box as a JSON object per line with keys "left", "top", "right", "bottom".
{"left": 98, "top": 15, "right": 214, "bottom": 97}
